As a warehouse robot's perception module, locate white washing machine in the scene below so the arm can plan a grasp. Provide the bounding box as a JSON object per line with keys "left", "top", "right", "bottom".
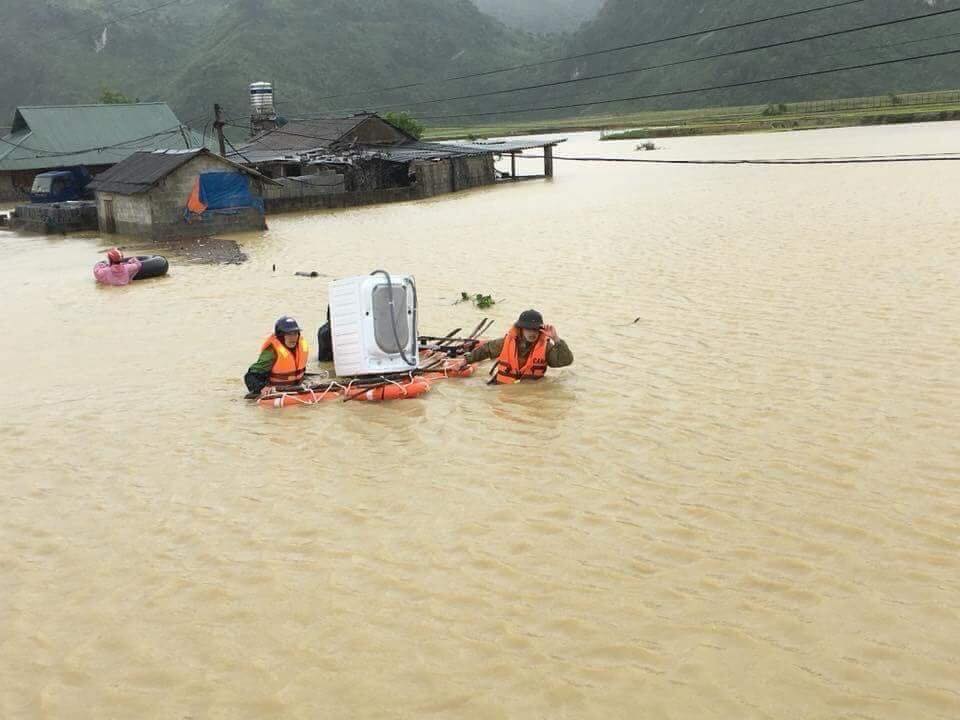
{"left": 329, "top": 272, "right": 419, "bottom": 377}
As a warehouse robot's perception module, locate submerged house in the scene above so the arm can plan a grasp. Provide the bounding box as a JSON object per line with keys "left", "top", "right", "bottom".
{"left": 0, "top": 102, "right": 207, "bottom": 202}
{"left": 230, "top": 112, "right": 501, "bottom": 208}
{"left": 234, "top": 113, "right": 418, "bottom": 179}
{"left": 88, "top": 148, "right": 276, "bottom": 239}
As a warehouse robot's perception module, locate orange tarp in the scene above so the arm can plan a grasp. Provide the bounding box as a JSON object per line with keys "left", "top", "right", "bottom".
{"left": 186, "top": 177, "right": 207, "bottom": 215}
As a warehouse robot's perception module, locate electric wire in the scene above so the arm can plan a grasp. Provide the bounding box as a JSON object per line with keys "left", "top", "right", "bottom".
{"left": 52, "top": 0, "right": 196, "bottom": 45}
{"left": 309, "top": 0, "right": 872, "bottom": 104}
{"left": 823, "top": 28, "right": 960, "bottom": 59}
{"left": 514, "top": 152, "right": 960, "bottom": 165}
{"left": 221, "top": 113, "right": 960, "bottom": 167}
{"left": 414, "top": 46, "right": 960, "bottom": 122}
{"left": 307, "top": 6, "right": 960, "bottom": 117}
{"left": 223, "top": 134, "right": 252, "bottom": 164}
{"left": 0, "top": 114, "right": 208, "bottom": 158}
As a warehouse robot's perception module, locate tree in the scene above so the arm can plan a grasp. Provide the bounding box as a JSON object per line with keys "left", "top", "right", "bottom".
{"left": 383, "top": 112, "right": 425, "bottom": 140}
{"left": 99, "top": 88, "right": 133, "bottom": 104}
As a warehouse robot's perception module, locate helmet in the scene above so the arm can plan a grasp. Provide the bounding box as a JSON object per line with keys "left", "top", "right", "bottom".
{"left": 274, "top": 316, "right": 301, "bottom": 336}
{"left": 106, "top": 248, "right": 124, "bottom": 265}
{"left": 515, "top": 309, "right": 544, "bottom": 330}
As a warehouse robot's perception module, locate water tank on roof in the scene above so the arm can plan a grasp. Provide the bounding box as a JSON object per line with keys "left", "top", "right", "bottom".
{"left": 250, "top": 82, "right": 274, "bottom": 116}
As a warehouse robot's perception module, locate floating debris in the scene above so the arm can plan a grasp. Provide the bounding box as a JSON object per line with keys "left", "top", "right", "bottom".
{"left": 456, "top": 291, "right": 496, "bottom": 309}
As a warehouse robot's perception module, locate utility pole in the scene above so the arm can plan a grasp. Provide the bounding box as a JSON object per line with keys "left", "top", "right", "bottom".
{"left": 213, "top": 103, "right": 226, "bottom": 157}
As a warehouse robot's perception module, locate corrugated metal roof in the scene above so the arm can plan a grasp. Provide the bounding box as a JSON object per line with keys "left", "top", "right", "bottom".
{"left": 446, "top": 138, "right": 567, "bottom": 153}
{"left": 234, "top": 142, "right": 489, "bottom": 167}
{"left": 88, "top": 148, "right": 275, "bottom": 195}
{"left": 227, "top": 149, "right": 304, "bottom": 165}
{"left": 360, "top": 141, "right": 495, "bottom": 162}
{"left": 0, "top": 103, "right": 210, "bottom": 172}
{"left": 235, "top": 113, "right": 416, "bottom": 158}
{"left": 238, "top": 116, "right": 368, "bottom": 154}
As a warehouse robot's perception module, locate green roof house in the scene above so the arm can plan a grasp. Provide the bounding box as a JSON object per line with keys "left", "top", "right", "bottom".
{"left": 0, "top": 102, "right": 208, "bottom": 202}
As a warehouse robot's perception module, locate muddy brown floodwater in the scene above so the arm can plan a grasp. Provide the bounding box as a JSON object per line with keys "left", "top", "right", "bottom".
{"left": 1, "top": 123, "right": 959, "bottom": 719}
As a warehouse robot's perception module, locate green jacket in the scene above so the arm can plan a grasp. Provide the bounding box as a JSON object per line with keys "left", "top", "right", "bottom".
{"left": 248, "top": 347, "right": 278, "bottom": 375}
{"left": 464, "top": 335, "right": 574, "bottom": 369}
{"left": 245, "top": 347, "right": 279, "bottom": 393}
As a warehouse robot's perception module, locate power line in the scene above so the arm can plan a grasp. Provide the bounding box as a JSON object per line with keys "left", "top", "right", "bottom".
{"left": 0, "top": 0, "right": 135, "bottom": 44}
{"left": 309, "top": 0, "right": 871, "bottom": 105}
{"left": 313, "top": 5, "right": 960, "bottom": 117}
{"left": 415, "top": 46, "right": 960, "bottom": 122}
{"left": 515, "top": 153, "right": 960, "bottom": 166}
{"left": 52, "top": 0, "right": 195, "bottom": 45}
{"left": 0, "top": 113, "right": 209, "bottom": 158}
{"left": 824, "top": 29, "right": 960, "bottom": 59}
{"left": 223, "top": 121, "right": 352, "bottom": 148}
{"left": 223, "top": 135, "right": 252, "bottom": 164}
{"left": 224, "top": 48, "right": 960, "bottom": 147}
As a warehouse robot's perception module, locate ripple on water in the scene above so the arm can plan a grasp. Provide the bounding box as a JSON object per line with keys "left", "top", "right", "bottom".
{"left": 2, "top": 125, "right": 960, "bottom": 718}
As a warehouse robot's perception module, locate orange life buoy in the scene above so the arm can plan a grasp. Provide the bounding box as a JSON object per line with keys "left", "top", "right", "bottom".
{"left": 257, "top": 385, "right": 340, "bottom": 409}
{"left": 354, "top": 380, "right": 431, "bottom": 402}
{"left": 423, "top": 362, "right": 476, "bottom": 381}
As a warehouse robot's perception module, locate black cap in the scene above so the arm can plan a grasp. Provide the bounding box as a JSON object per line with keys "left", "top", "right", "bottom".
{"left": 515, "top": 309, "right": 544, "bottom": 330}
{"left": 274, "top": 316, "right": 301, "bottom": 336}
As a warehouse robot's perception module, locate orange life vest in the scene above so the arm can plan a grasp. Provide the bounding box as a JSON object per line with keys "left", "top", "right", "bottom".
{"left": 491, "top": 327, "right": 549, "bottom": 385}
{"left": 262, "top": 334, "right": 309, "bottom": 386}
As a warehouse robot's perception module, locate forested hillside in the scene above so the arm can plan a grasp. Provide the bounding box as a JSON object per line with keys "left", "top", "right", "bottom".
{"left": 539, "top": 0, "right": 960, "bottom": 116}
{"left": 472, "top": 0, "right": 604, "bottom": 34}
{"left": 0, "top": 0, "right": 541, "bottom": 125}
{"left": 2, "top": 0, "right": 960, "bottom": 130}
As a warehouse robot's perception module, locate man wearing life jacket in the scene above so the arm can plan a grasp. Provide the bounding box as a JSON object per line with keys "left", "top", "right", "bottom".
{"left": 245, "top": 316, "right": 310, "bottom": 395}
{"left": 463, "top": 310, "right": 573, "bottom": 384}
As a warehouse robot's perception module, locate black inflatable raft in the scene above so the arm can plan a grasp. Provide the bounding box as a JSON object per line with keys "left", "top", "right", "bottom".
{"left": 132, "top": 255, "right": 169, "bottom": 280}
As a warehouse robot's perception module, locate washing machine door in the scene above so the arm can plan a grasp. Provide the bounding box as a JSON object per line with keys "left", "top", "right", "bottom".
{"left": 371, "top": 282, "right": 411, "bottom": 354}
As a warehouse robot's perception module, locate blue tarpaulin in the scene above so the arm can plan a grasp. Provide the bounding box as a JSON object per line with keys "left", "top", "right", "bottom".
{"left": 199, "top": 172, "right": 262, "bottom": 212}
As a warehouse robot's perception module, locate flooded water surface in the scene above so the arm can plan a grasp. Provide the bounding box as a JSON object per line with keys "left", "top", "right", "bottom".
{"left": 2, "top": 124, "right": 959, "bottom": 719}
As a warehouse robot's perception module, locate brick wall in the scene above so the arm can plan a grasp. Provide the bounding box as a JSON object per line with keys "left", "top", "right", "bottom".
{"left": 97, "top": 193, "right": 152, "bottom": 224}
{"left": 412, "top": 160, "right": 452, "bottom": 197}
{"left": 260, "top": 157, "right": 496, "bottom": 214}
{"left": 411, "top": 156, "right": 495, "bottom": 198}
{"left": 457, "top": 155, "right": 497, "bottom": 189}
{"left": 0, "top": 173, "right": 17, "bottom": 203}
{"left": 262, "top": 172, "right": 346, "bottom": 202}
{"left": 105, "top": 206, "right": 265, "bottom": 240}
{"left": 96, "top": 155, "right": 268, "bottom": 239}
{"left": 0, "top": 171, "right": 29, "bottom": 203}
{"left": 148, "top": 155, "right": 252, "bottom": 226}
{"left": 266, "top": 186, "right": 418, "bottom": 213}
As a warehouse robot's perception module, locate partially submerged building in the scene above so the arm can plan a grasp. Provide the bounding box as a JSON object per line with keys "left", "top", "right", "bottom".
{"left": 230, "top": 111, "right": 561, "bottom": 210}
{"left": 88, "top": 148, "right": 276, "bottom": 239}
{"left": 234, "top": 113, "right": 418, "bottom": 179}
{"left": 234, "top": 112, "right": 499, "bottom": 193}
{"left": 0, "top": 103, "right": 207, "bottom": 202}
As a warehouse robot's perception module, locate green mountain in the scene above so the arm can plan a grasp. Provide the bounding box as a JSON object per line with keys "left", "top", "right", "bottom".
{"left": 167, "top": 0, "right": 544, "bottom": 125}
{"left": 0, "top": 1, "right": 229, "bottom": 122}
{"left": 2, "top": 0, "right": 960, "bottom": 133}
{"left": 523, "top": 0, "right": 960, "bottom": 118}
{"left": 0, "top": 0, "right": 541, "bottom": 128}
{"left": 472, "top": 0, "right": 604, "bottom": 34}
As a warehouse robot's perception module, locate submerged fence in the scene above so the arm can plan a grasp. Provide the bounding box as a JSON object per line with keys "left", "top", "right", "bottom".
{"left": 785, "top": 90, "right": 960, "bottom": 115}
